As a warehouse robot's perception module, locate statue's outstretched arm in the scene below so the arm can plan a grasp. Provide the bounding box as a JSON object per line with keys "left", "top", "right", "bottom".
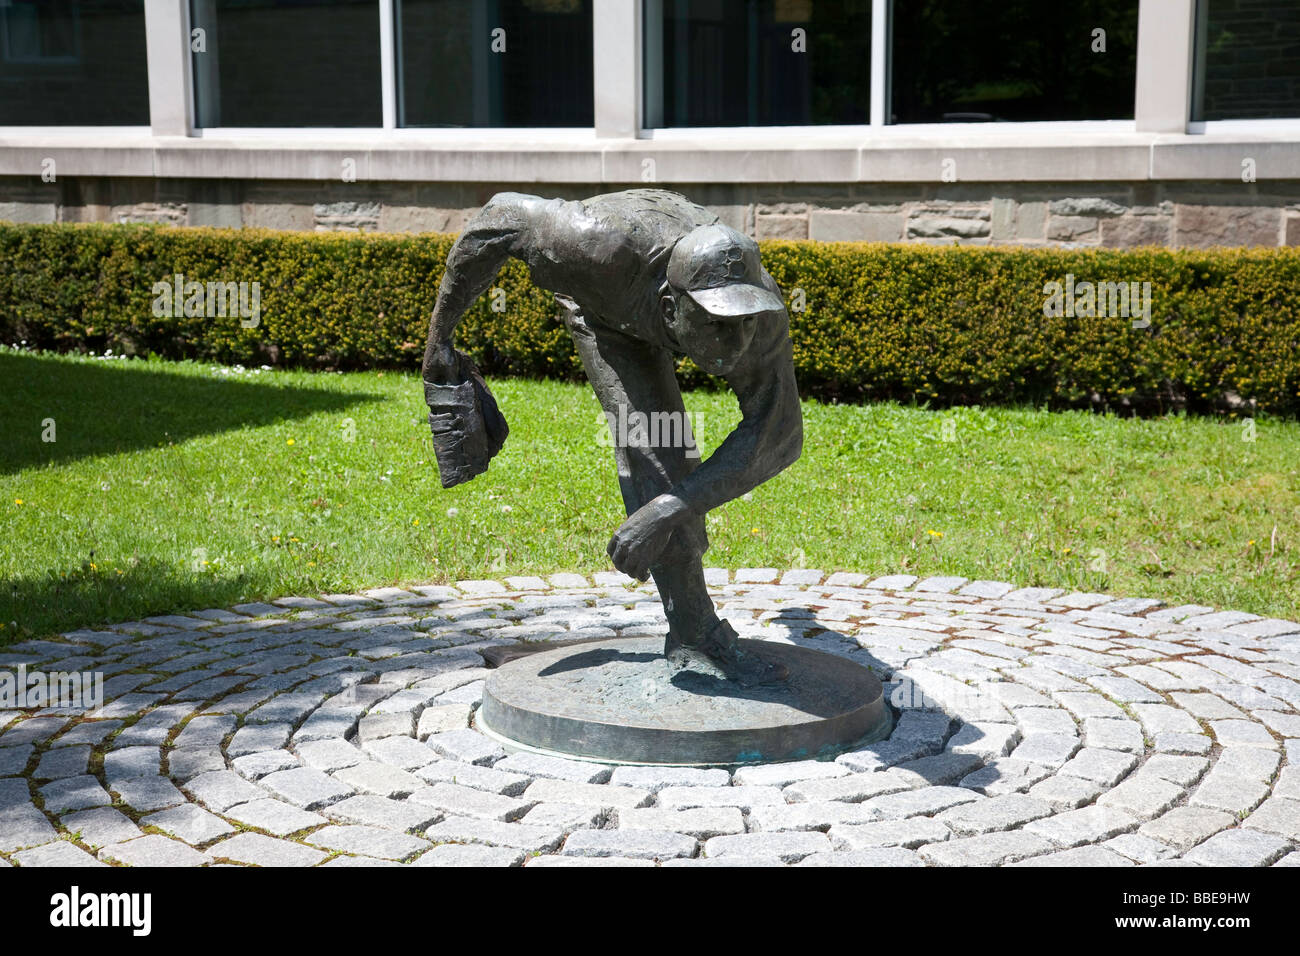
{"left": 673, "top": 318, "right": 803, "bottom": 516}
{"left": 420, "top": 192, "right": 538, "bottom": 488}
{"left": 422, "top": 192, "right": 538, "bottom": 382}
{"left": 606, "top": 311, "right": 803, "bottom": 581}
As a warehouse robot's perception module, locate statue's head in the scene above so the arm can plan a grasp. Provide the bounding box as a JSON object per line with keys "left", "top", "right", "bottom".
{"left": 661, "top": 224, "right": 785, "bottom": 376}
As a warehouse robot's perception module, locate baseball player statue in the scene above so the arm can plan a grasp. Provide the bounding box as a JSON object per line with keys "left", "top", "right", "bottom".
{"left": 421, "top": 188, "right": 803, "bottom": 686}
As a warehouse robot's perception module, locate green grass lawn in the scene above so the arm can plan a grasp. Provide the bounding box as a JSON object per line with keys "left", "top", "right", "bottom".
{"left": 2, "top": 347, "right": 1297, "bottom": 643}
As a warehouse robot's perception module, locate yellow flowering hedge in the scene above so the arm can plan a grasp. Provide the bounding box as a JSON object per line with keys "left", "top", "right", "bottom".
{"left": 2, "top": 222, "right": 1298, "bottom": 413}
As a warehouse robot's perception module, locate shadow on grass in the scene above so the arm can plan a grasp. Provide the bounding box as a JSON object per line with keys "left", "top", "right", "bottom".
{"left": 1, "top": 351, "right": 380, "bottom": 475}
{"left": 0, "top": 557, "right": 261, "bottom": 645}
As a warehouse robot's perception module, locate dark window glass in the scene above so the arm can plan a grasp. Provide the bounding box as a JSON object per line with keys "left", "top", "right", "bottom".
{"left": 398, "top": 0, "right": 593, "bottom": 128}
{"left": 644, "top": 0, "right": 872, "bottom": 127}
{"left": 1195, "top": 0, "right": 1300, "bottom": 120}
{"left": 890, "top": 0, "right": 1138, "bottom": 123}
{"left": 0, "top": 0, "right": 148, "bottom": 125}
{"left": 191, "top": 0, "right": 381, "bottom": 127}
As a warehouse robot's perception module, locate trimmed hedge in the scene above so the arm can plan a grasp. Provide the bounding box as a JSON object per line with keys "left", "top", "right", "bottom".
{"left": 2, "top": 221, "right": 1299, "bottom": 414}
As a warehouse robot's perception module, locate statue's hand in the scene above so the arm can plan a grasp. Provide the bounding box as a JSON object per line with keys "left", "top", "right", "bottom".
{"left": 423, "top": 340, "right": 463, "bottom": 386}
{"left": 607, "top": 494, "right": 693, "bottom": 582}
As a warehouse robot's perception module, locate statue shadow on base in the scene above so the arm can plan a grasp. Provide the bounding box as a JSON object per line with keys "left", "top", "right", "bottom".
{"left": 527, "top": 641, "right": 845, "bottom": 718}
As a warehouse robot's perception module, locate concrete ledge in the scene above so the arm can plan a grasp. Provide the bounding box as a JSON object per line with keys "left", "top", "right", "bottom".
{"left": 1, "top": 128, "right": 1298, "bottom": 183}
{"left": 857, "top": 144, "right": 1151, "bottom": 183}
{"left": 1152, "top": 140, "right": 1300, "bottom": 180}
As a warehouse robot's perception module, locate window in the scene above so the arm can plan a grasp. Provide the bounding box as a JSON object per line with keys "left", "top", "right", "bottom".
{"left": 397, "top": 0, "right": 593, "bottom": 128}
{"left": 190, "top": 0, "right": 382, "bottom": 128}
{"left": 889, "top": 0, "right": 1138, "bottom": 124}
{"left": 644, "top": 0, "right": 873, "bottom": 127}
{"left": 1194, "top": 0, "right": 1300, "bottom": 121}
{"left": 0, "top": 0, "right": 149, "bottom": 125}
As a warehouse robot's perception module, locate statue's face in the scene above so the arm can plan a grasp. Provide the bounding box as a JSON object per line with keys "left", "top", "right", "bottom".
{"left": 664, "top": 292, "right": 757, "bottom": 377}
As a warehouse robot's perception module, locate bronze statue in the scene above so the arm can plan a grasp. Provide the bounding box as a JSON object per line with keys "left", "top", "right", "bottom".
{"left": 421, "top": 189, "right": 803, "bottom": 686}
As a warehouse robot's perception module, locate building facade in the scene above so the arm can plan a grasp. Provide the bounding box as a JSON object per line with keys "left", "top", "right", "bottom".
{"left": 1, "top": 0, "right": 1298, "bottom": 248}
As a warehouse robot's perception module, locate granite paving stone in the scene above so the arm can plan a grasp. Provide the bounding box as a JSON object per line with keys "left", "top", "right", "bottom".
{"left": 746, "top": 801, "right": 878, "bottom": 832}
{"left": 829, "top": 817, "right": 952, "bottom": 850}
{"left": 520, "top": 778, "right": 652, "bottom": 810}
{"left": 413, "top": 843, "right": 525, "bottom": 867}
{"left": 494, "top": 751, "right": 612, "bottom": 784}
{"left": 208, "top": 832, "right": 328, "bottom": 867}
{"left": 409, "top": 782, "right": 533, "bottom": 822}
{"left": 934, "top": 793, "right": 1054, "bottom": 836}
{"left": 13, "top": 840, "right": 106, "bottom": 867}
{"left": 112, "top": 775, "right": 187, "bottom": 812}
{"left": 306, "top": 824, "right": 431, "bottom": 861}
{"left": 1026, "top": 775, "right": 1105, "bottom": 810}
{"left": 99, "top": 834, "right": 211, "bottom": 867}
{"left": 607, "top": 766, "right": 730, "bottom": 791}
{"left": 141, "top": 804, "right": 236, "bottom": 844}
{"left": 860, "top": 786, "right": 982, "bottom": 820}
{"left": 423, "top": 817, "right": 566, "bottom": 853}
{"left": 260, "top": 766, "right": 353, "bottom": 809}
{"left": 0, "top": 802, "right": 58, "bottom": 852}
{"left": 33, "top": 746, "right": 91, "bottom": 781}
{"left": 702, "top": 831, "right": 829, "bottom": 862}
{"left": 1189, "top": 770, "right": 1270, "bottom": 815}
{"left": 415, "top": 760, "right": 530, "bottom": 796}
{"left": 360, "top": 735, "right": 439, "bottom": 772}
{"left": 517, "top": 802, "right": 605, "bottom": 831}
{"left": 40, "top": 776, "right": 111, "bottom": 813}
{"left": 615, "top": 806, "right": 745, "bottom": 839}
{"left": 1009, "top": 845, "right": 1133, "bottom": 867}
{"left": 228, "top": 723, "right": 293, "bottom": 757}
{"left": 184, "top": 770, "right": 269, "bottom": 812}
{"left": 563, "top": 828, "right": 697, "bottom": 860}
{"left": 1153, "top": 732, "right": 1212, "bottom": 755}
{"left": 60, "top": 807, "right": 142, "bottom": 848}
{"left": 1082, "top": 718, "right": 1145, "bottom": 753}
{"left": 294, "top": 739, "right": 365, "bottom": 772}
{"left": 784, "top": 771, "right": 913, "bottom": 805}
{"left": 1135, "top": 754, "right": 1210, "bottom": 788}
{"left": 1139, "top": 807, "right": 1237, "bottom": 852}
{"left": 102, "top": 746, "right": 162, "bottom": 782}
{"left": 732, "top": 760, "right": 849, "bottom": 788}
{"left": 1010, "top": 734, "right": 1081, "bottom": 767}
{"left": 1057, "top": 748, "right": 1139, "bottom": 787}
{"left": 918, "top": 831, "right": 1055, "bottom": 866}
{"left": 1095, "top": 775, "right": 1184, "bottom": 821}
{"left": 1241, "top": 797, "right": 1300, "bottom": 841}
{"left": 224, "top": 798, "right": 328, "bottom": 836}
{"left": 332, "top": 761, "right": 424, "bottom": 799}
{"left": 323, "top": 794, "right": 441, "bottom": 832}
{"left": 231, "top": 749, "right": 301, "bottom": 780}
{"left": 658, "top": 785, "right": 785, "bottom": 811}
{"left": 1184, "top": 828, "right": 1290, "bottom": 867}
{"left": 166, "top": 748, "right": 226, "bottom": 781}
{"left": 424, "top": 729, "right": 505, "bottom": 766}
{"left": 798, "top": 847, "right": 925, "bottom": 867}
{"left": 1209, "top": 719, "right": 1277, "bottom": 749}
{"left": 1104, "top": 832, "right": 1179, "bottom": 864}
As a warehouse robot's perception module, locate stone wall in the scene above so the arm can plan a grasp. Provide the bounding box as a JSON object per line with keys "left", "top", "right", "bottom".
{"left": 2, "top": 176, "right": 1298, "bottom": 249}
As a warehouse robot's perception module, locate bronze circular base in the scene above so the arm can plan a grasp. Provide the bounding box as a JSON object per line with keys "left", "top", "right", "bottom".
{"left": 476, "top": 636, "right": 890, "bottom": 767}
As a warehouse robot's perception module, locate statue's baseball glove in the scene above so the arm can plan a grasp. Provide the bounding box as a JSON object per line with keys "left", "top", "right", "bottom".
{"left": 423, "top": 350, "right": 508, "bottom": 488}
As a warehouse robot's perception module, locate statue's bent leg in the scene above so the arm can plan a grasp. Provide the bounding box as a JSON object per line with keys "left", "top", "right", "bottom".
{"left": 561, "top": 303, "right": 785, "bottom": 686}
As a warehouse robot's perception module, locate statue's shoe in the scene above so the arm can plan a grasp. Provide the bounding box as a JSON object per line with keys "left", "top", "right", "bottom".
{"left": 665, "top": 619, "right": 789, "bottom": 687}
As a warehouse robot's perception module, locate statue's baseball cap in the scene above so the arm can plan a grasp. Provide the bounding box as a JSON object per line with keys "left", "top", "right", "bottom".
{"left": 666, "top": 224, "right": 786, "bottom": 319}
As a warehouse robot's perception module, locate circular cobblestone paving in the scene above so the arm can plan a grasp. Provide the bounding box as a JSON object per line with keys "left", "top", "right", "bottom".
{"left": 2, "top": 569, "right": 1298, "bottom": 868}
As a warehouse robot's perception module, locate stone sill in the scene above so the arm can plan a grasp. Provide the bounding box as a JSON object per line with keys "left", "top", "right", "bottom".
{"left": 1, "top": 125, "right": 1299, "bottom": 182}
